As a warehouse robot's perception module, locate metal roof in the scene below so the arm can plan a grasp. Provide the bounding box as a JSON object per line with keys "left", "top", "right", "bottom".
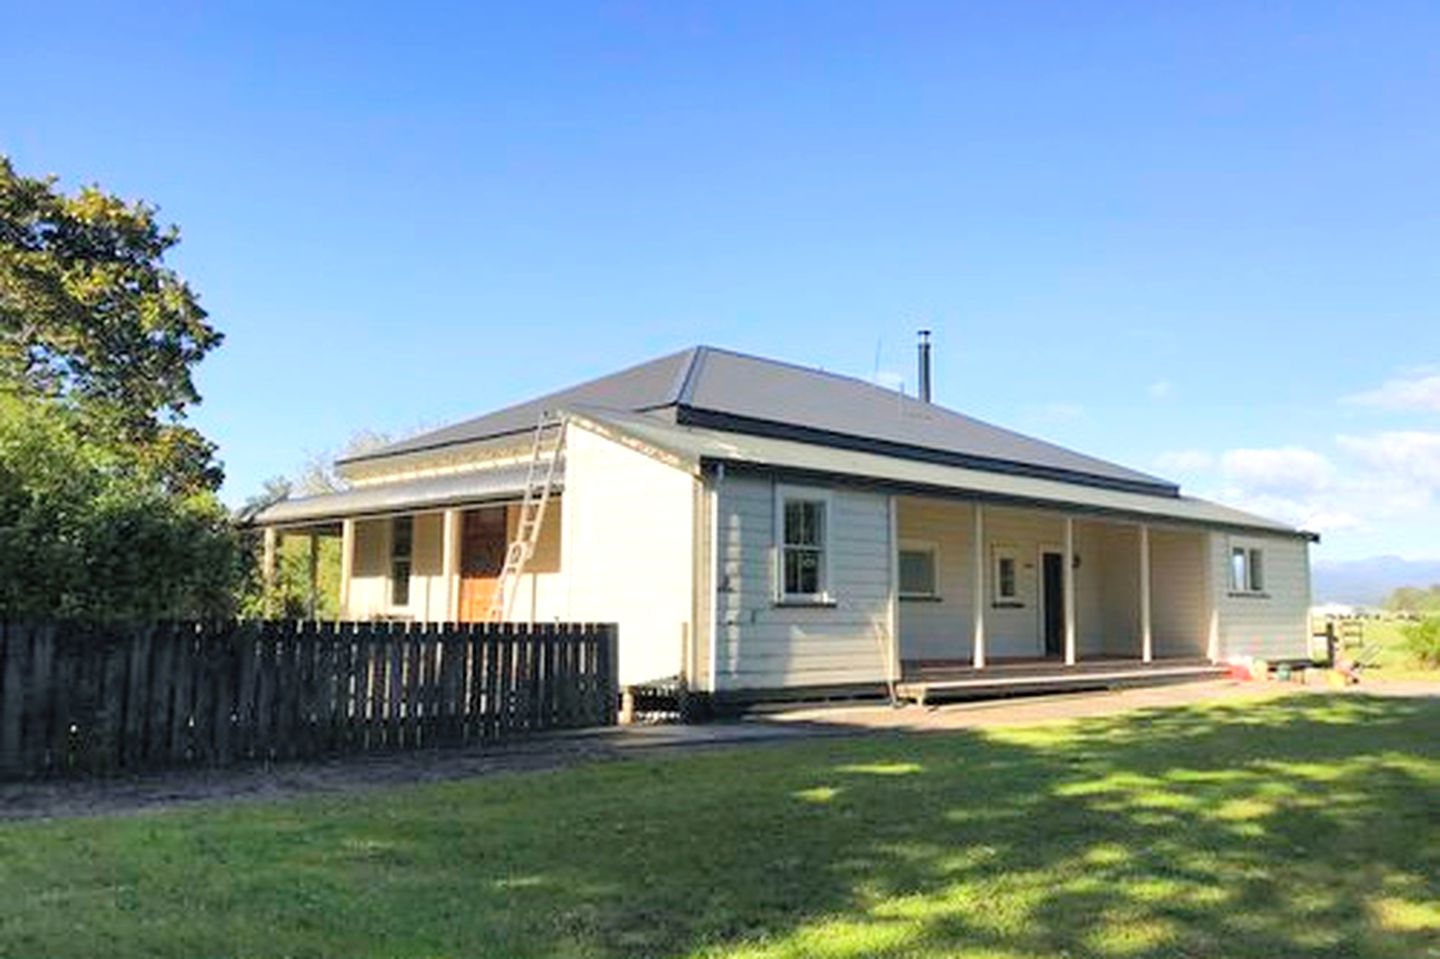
{"left": 569, "top": 408, "right": 1313, "bottom": 539}
{"left": 341, "top": 346, "right": 1176, "bottom": 496}
{"left": 248, "top": 462, "right": 556, "bottom": 527}
{"left": 340, "top": 348, "right": 696, "bottom": 463}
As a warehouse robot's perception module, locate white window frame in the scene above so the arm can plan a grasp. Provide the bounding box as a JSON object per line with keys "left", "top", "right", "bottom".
{"left": 774, "top": 485, "right": 834, "bottom": 604}
{"left": 898, "top": 539, "right": 939, "bottom": 599}
{"left": 389, "top": 515, "right": 415, "bottom": 609}
{"left": 1229, "top": 541, "right": 1266, "bottom": 595}
{"left": 991, "top": 543, "right": 1021, "bottom": 605}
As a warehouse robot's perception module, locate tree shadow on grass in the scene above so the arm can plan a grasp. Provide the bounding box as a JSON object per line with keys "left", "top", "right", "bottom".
{"left": 4, "top": 695, "right": 1438, "bottom": 959}
{"left": 479, "top": 694, "right": 1440, "bottom": 959}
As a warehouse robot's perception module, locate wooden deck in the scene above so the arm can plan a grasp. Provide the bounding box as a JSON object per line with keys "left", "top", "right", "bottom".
{"left": 895, "top": 656, "right": 1226, "bottom": 706}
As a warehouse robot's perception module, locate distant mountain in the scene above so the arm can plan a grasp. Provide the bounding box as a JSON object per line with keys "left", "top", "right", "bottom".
{"left": 1312, "top": 556, "right": 1440, "bottom": 607}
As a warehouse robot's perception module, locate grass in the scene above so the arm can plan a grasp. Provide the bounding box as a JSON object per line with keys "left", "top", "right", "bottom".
{"left": 2, "top": 694, "right": 1439, "bottom": 958}
{"left": 1339, "top": 617, "right": 1440, "bottom": 680}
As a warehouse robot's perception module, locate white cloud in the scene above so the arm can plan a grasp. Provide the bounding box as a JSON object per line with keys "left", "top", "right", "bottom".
{"left": 1335, "top": 431, "right": 1440, "bottom": 485}
{"left": 1147, "top": 380, "right": 1173, "bottom": 400}
{"left": 1154, "top": 449, "right": 1213, "bottom": 473}
{"left": 1342, "top": 373, "right": 1440, "bottom": 413}
{"left": 1186, "top": 433, "right": 1440, "bottom": 538}
{"left": 1218, "top": 446, "right": 1335, "bottom": 494}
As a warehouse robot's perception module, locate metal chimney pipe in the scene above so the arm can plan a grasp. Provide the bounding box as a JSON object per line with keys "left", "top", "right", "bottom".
{"left": 917, "top": 329, "right": 932, "bottom": 403}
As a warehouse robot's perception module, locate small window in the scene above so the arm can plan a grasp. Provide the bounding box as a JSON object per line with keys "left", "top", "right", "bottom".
{"left": 778, "top": 489, "right": 829, "bottom": 601}
{"left": 390, "top": 516, "right": 414, "bottom": 606}
{"left": 992, "top": 546, "right": 1020, "bottom": 604}
{"left": 899, "top": 543, "right": 937, "bottom": 598}
{"left": 1230, "top": 545, "right": 1265, "bottom": 594}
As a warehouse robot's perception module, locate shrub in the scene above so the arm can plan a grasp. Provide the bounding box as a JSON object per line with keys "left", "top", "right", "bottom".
{"left": 1401, "top": 616, "right": 1440, "bottom": 669}
{"left": 0, "top": 394, "right": 248, "bottom": 621}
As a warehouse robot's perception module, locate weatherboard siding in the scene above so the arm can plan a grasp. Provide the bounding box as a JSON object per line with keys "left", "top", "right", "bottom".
{"left": 715, "top": 474, "right": 894, "bottom": 690}
{"left": 1213, "top": 532, "right": 1311, "bottom": 660}
{"left": 1149, "top": 528, "right": 1210, "bottom": 657}
{"left": 895, "top": 498, "right": 976, "bottom": 661}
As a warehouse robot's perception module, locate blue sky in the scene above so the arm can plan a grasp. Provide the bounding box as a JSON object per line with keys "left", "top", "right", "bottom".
{"left": 3, "top": 2, "right": 1437, "bottom": 561}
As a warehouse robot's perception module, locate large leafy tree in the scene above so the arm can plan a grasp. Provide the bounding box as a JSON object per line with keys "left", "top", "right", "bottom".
{"left": 0, "top": 157, "right": 244, "bottom": 620}
{"left": 0, "top": 155, "right": 223, "bottom": 492}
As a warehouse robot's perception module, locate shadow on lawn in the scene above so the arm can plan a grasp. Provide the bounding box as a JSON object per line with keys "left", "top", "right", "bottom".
{"left": 466, "top": 694, "right": 1440, "bottom": 959}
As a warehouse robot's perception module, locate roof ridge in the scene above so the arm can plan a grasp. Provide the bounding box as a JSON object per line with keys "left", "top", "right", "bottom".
{"left": 669, "top": 345, "right": 707, "bottom": 406}
{"left": 689, "top": 343, "right": 914, "bottom": 397}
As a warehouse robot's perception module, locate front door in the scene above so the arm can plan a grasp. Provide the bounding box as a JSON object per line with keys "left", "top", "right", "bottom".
{"left": 458, "top": 507, "right": 509, "bottom": 622}
{"left": 1042, "top": 551, "right": 1065, "bottom": 658}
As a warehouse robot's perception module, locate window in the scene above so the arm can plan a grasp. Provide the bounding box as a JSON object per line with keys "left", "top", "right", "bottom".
{"left": 899, "top": 542, "right": 938, "bottom": 598}
{"left": 777, "top": 488, "right": 829, "bottom": 601}
{"left": 1230, "top": 545, "right": 1265, "bottom": 594}
{"left": 992, "top": 545, "right": 1020, "bottom": 604}
{"left": 390, "top": 516, "right": 414, "bottom": 606}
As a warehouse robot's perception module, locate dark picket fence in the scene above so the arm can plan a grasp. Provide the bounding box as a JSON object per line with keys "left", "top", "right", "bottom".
{"left": 0, "top": 620, "right": 618, "bottom": 780}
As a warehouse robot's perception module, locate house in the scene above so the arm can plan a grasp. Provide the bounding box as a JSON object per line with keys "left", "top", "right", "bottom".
{"left": 251, "top": 344, "right": 1316, "bottom": 703}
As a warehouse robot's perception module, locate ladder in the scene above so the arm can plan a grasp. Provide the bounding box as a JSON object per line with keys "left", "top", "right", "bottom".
{"left": 486, "top": 410, "right": 567, "bottom": 623}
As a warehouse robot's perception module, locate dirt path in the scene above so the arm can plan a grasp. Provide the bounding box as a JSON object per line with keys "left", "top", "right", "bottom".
{"left": 3, "top": 677, "right": 1433, "bottom": 824}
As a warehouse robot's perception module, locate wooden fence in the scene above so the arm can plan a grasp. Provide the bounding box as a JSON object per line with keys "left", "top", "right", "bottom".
{"left": 0, "top": 620, "right": 618, "bottom": 780}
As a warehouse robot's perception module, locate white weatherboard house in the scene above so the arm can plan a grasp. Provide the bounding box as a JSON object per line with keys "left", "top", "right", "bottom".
{"left": 253, "top": 346, "right": 1316, "bottom": 704}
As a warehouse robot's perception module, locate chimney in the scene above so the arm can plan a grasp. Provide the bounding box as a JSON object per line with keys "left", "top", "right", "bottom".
{"left": 917, "top": 329, "right": 932, "bottom": 403}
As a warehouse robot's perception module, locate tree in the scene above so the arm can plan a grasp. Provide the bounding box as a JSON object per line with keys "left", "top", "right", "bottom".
{"left": 0, "top": 156, "right": 223, "bottom": 492}
{"left": 1384, "top": 584, "right": 1440, "bottom": 615}
{"left": 0, "top": 157, "right": 244, "bottom": 620}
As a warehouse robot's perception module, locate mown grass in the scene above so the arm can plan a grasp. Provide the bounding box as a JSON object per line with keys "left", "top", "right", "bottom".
{"left": 2, "top": 694, "right": 1438, "bottom": 958}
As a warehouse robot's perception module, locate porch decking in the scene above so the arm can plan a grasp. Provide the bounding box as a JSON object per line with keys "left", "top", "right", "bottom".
{"left": 895, "top": 656, "right": 1226, "bottom": 706}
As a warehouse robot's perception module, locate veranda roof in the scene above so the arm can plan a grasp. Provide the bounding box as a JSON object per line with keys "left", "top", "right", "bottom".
{"left": 567, "top": 407, "right": 1315, "bottom": 540}
{"left": 247, "top": 462, "right": 557, "bottom": 528}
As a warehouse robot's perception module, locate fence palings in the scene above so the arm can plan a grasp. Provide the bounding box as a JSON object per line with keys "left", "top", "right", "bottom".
{"left": 0, "top": 620, "right": 617, "bottom": 780}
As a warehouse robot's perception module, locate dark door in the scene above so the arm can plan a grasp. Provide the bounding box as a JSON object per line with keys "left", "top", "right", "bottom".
{"left": 1042, "top": 552, "right": 1064, "bottom": 658}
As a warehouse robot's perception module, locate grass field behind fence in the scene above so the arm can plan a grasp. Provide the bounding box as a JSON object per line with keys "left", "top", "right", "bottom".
{"left": 2, "top": 693, "right": 1438, "bottom": 958}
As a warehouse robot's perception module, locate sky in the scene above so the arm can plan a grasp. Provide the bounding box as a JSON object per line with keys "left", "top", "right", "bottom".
{"left": 3, "top": 1, "right": 1437, "bottom": 562}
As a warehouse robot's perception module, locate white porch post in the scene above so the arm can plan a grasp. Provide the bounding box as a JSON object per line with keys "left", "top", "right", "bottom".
{"left": 1206, "top": 533, "right": 1222, "bottom": 663}
{"left": 972, "top": 502, "right": 986, "bottom": 669}
{"left": 442, "top": 508, "right": 463, "bottom": 622}
{"left": 1139, "top": 524, "right": 1153, "bottom": 663}
{"left": 307, "top": 533, "right": 319, "bottom": 619}
{"left": 886, "top": 496, "right": 900, "bottom": 686}
{"left": 339, "top": 518, "right": 355, "bottom": 619}
{"left": 261, "top": 527, "right": 278, "bottom": 589}
{"left": 1063, "top": 516, "right": 1077, "bottom": 666}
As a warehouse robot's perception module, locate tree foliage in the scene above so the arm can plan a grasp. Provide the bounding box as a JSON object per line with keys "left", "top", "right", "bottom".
{"left": 0, "top": 394, "right": 247, "bottom": 620}
{"left": 1383, "top": 584, "right": 1440, "bottom": 614}
{"left": 0, "top": 157, "right": 246, "bottom": 620}
{"left": 0, "top": 156, "right": 223, "bottom": 492}
{"left": 1401, "top": 617, "right": 1440, "bottom": 668}
{"left": 236, "top": 430, "right": 393, "bottom": 619}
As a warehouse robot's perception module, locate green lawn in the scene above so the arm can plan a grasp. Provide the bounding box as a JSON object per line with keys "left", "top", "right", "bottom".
{"left": 2, "top": 694, "right": 1439, "bottom": 958}
{"left": 1338, "top": 617, "right": 1440, "bottom": 680}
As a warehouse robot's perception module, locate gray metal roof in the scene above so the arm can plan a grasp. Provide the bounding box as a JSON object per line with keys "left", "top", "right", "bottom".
{"left": 569, "top": 408, "right": 1312, "bottom": 539}
{"left": 248, "top": 462, "right": 556, "bottom": 527}
{"left": 342, "top": 346, "right": 1177, "bottom": 496}
{"left": 340, "top": 349, "right": 696, "bottom": 463}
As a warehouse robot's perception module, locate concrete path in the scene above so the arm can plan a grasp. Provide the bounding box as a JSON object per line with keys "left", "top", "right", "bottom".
{"left": 3, "top": 676, "right": 1434, "bottom": 823}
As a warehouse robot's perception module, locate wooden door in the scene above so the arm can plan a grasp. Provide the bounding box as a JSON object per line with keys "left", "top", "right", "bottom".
{"left": 458, "top": 507, "right": 509, "bottom": 622}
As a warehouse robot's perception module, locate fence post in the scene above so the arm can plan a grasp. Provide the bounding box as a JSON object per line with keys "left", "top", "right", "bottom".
{"left": 0, "top": 623, "right": 26, "bottom": 777}
{"left": 602, "top": 624, "right": 620, "bottom": 726}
